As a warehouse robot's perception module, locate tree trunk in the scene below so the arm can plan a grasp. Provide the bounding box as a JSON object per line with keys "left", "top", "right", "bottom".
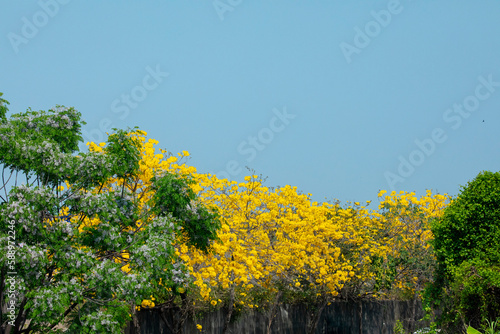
{"left": 159, "top": 305, "right": 176, "bottom": 334}
{"left": 132, "top": 304, "right": 141, "bottom": 334}
{"left": 307, "top": 298, "right": 328, "bottom": 334}
{"left": 174, "top": 291, "right": 189, "bottom": 334}
{"left": 156, "top": 293, "right": 190, "bottom": 334}
{"left": 13, "top": 296, "right": 28, "bottom": 334}
{"left": 222, "top": 285, "right": 235, "bottom": 334}
{"left": 266, "top": 290, "right": 282, "bottom": 334}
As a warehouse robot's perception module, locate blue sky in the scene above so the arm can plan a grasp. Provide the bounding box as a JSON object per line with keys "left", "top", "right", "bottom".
{"left": 1, "top": 1, "right": 499, "bottom": 205}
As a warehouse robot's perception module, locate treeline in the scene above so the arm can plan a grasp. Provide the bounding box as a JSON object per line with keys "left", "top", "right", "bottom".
{"left": 0, "top": 98, "right": 498, "bottom": 333}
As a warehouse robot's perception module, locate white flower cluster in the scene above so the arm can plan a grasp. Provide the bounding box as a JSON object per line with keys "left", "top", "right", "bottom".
{"left": 44, "top": 118, "right": 60, "bottom": 128}
{"left": 57, "top": 279, "right": 84, "bottom": 303}
{"left": 9, "top": 137, "right": 70, "bottom": 174}
{"left": 186, "top": 199, "right": 200, "bottom": 215}
{"left": 4, "top": 183, "right": 54, "bottom": 212}
{"left": 76, "top": 192, "right": 110, "bottom": 216}
{"left": 413, "top": 328, "right": 441, "bottom": 334}
{"left": 82, "top": 311, "right": 120, "bottom": 332}
{"left": 147, "top": 215, "right": 180, "bottom": 237}
{"left": 74, "top": 152, "right": 113, "bottom": 183}
{"left": 117, "top": 272, "right": 151, "bottom": 301}
{"left": 1, "top": 188, "right": 45, "bottom": 237}
{"left": 10, "top": 107, "right": 76, "bottom": 131}
{"left": 82, "top": 259, "right": 121, "bottom": 286}
{"left": 171, "top": 261, "right": 191, "bottom": 287}
{"left": 52, "top": 245, "right": 95, "bottom": 273}
{"left": 53, "top": 106, "right": 71, "bottom": 114}
{"left": 30, "top": 286, "right": 66, "bottom": 320}
{"left": 134, "top": 236, "right": 170, "bottom": 269}
{"left": 15, "top": 244, "right": 46, "bottom": 280}
{"left": 5, "top": 199, "right": 25, "bottom": 216}
{"left": 41, "top": 216, "right": 78, "bottom": 241}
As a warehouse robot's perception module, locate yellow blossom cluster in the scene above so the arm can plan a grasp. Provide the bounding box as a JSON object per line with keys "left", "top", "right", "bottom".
{"left": 84, "top": 131, "right": 450, "bottom": 310}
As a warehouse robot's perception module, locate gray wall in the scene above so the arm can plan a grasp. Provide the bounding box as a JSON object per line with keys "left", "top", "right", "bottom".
{"left": 127, "top": 299, "right": 427, "bottom": 334}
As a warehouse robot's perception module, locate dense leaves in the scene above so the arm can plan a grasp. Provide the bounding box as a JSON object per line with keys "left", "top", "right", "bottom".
{"left": 429, "top": 171, "right": 500, "bottom": 331}
{"left": 433, "top": 171, "right": 500, "bottom": 269}
{"left": 0, "top": 92, "right": 9, "bottom": 122}
{"left": 0, "top": 97, "right": 220, "bottom": 333}
{"left": 150, "top": 172, "right": 220, "bottom": 253}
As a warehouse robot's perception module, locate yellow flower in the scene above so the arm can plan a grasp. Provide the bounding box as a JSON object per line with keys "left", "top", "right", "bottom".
{"left": 211, "top": 300, "right": 217, "bottom": 306}
{"left": 196, "top": 324, "right": 202, "bottom": 331}
{"left": 378, "top": 190, "right": 387, "bottom": 197}
{"left": 141, "top": 299, "right": 155, "bottom": 308}
{"left": 182, "top": 150, "right": 190, "bottom": 156}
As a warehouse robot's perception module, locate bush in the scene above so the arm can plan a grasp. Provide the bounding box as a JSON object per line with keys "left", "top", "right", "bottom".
{"left": 428, "top": 171, "right": 500, "bottom": 330}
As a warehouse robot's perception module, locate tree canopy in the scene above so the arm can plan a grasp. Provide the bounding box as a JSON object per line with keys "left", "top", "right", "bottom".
{"left": 0, "top": 96, "right": 220, "bottom": 333}
{"left": 7, "top": 93, "right": 498, "bottom": 333}
{"left": 429, "top": 171, "right": 500, "bottom": 331}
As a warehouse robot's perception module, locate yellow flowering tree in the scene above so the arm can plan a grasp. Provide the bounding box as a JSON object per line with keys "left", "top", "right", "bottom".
{"left": 81, "top": 129, "right": 452, "bottom": 333}
{"left": 0, "top": 95, "right": 219, "bottom": 334}
{"left": 338, "top": 190, "right": 450, "bottom": 301}
{"left": 176, "top": 177, "right": 356, "bottom": 334}
{"left": 104, "top": 138, "right": 356, "bottom": 334}
{"left": 79, "top": 130, "right": 220, "bottom": 334}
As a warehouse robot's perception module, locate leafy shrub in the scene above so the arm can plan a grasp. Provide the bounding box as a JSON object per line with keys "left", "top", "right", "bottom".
{"left": 428, "top": 171, "right": 500, "bottom": 330}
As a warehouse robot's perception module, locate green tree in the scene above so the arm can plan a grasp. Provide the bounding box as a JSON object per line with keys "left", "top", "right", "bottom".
{"left": 0, "top": 94, "right": 219, "bottom": 333}
{"left": 428, "top": 171, "right": 500, "bottom": 331}
{"left": 0, "top": 92, "right": 9, "bottom": 121}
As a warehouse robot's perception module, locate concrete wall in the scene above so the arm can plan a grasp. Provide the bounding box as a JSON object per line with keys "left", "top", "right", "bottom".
{"left": 127, "top": 299, "right": 427, "bottom": 334}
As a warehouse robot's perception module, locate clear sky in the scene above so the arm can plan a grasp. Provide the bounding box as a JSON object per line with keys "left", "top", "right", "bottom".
{"left": 1, "top": 1, "right": 499, "bottom": 205}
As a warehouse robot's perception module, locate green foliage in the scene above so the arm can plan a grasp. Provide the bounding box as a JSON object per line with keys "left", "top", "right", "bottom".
{"left": 429, "top": 171, "right": 500, "bottom": 330}
{"left": 467, "top": 326, "right": 483, "bottom": 334}
{"left": 0, "top": 104, "right": 87, "bottom": 187}
{"left": 450, "top": 259, "right": 500, "bottom": 328}
{"left": 433, "top": 171, "right": 500, "bottom": 269}
{"left": 468, "top": 318, "right": 500, "bottom": 334}
{"left": 0, "top": 92, "right": 9, "bottom": 121}
{"left": 106, "top": 128, "right": 142, "bottom": 179}
{"left": 150, "top": 172, "right": 220, "bottom": 253}
{"left": 394, "top": 319, "right": 405, "bottom": 334}
{"left": 0, "top": 95, "right": 220, "bottom": 333}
